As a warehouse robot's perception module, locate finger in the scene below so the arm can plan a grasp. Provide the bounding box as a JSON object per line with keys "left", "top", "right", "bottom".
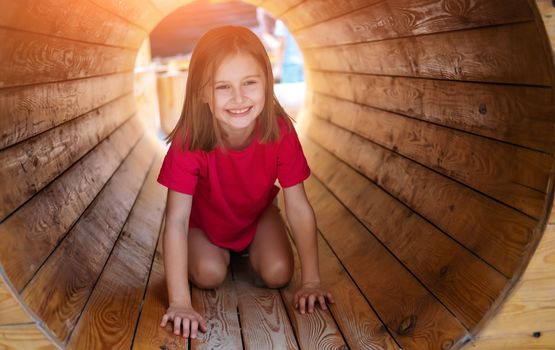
{"left": 182, "top": 318, "right": 191, "bottom": 338}
{"left": 173, "top": 317, "right": 182, "bottom": 335}
{"left": 199, "top": 317, "right": 208, "bottom": 332}
{"left": 191, "top": 320, "right": 199, "bottom": 339}
{"left": 299, "top": 296, "right": 306, "bottom": 314}
{"left": 327, "top": 292, "right": 335, "bottom": 303}
{"left": 308, "top": 295, "right": 316, "bottom": 313}
{"left": 318, "top": 295, "right": 327, "bottom": 310}
{"left": 160, "top": 314, "right": 169, "bottom": 327}
{"left": 294, "top": 293, "right": 300, "bottom": 307}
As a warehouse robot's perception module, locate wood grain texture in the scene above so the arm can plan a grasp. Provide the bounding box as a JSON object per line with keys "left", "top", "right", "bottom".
{"left": 231, "top": 255, "right": 298, "bottom": 350}
{"left": 276, "top": 198, "right": 400, "bottom": 350}
{"left": 0, "top": 72, "right": 134, "bottom": 150}
{"left": 303, "top": 137, "right": 508, "bottom": 329}
{"left": 0, "top": 324, "right": 58, "bottom": 350}
{"left": 0, "top": 92, "right": 137, "bottom": 221}
{"left": 304, "top": 22, "right": 551, "bottom": 86}
{"left": 0, "top": 94, "right": 135, "bottom": 220}
{"left": 0, "top": 116, "right": 144, "bottom": 292}
{"left": 150, "top": 0, "right": 194, "bottom": 15}
{"left": 157, "top": 72, "right": 187, "bottom": 136}
{"left": 307, "top": 70, "right": 555, "bottom": 155}
{"left": 0, "top": 28, "right": 136, "bottom": 89}
{"left": 132, "top": 217, "right": 189, "bottom": 350}
{"left": 282, "top": 0, "right": 381, "bottom": 32}
{"left": 308, "top": 70, "right": 555, "bottom": 180}
{"left": 0, "top": 0, "right": 147, "bottom": 49}
{"left": 190, "top": 272, "right": 242, "bottom": 350}
{"left": 301, "top": 175, "right": 467, "bottom": 349}
{"left": 262, "top": 0, "right": 305, "bottom": 17}
{"left": 66, "top": 150, "right": 165, "bottom": 349}
{"left": 308, "top": 93, "right": 540, "bottom": 277}
{"left": 279, "top": 232, "right": 348, "bottom": 350}
{"left": 293, "top": 0, "right": 533, "bottom": 48}
{"left": 19, "top": 134, "right": 156, "bottom": 343}
{"left": 89, "top": 0, "right": 162, "bottom": 32}
{"left": 0, "top": 280, "right": 31, "bottom": 325}
{"left": 467, "top": 331, "right": 555, "bottom": 350}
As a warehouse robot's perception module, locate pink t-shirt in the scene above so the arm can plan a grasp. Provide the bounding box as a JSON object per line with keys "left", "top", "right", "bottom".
{"left": 157, "top": 117, "right": 311, "bottom": 252}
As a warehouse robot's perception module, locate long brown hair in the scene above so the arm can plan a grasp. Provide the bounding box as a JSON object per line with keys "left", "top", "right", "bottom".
{"left": 164, "top": 25, "right": 293, "bottom": 152}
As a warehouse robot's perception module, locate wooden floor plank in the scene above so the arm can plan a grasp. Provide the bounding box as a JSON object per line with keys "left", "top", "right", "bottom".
{"left": 277, "top": 199, "right": 400, "bottom": 350}
{"left": 0, "top": 115, "right": 144, "bottom": 292}
{"left": 277, "top": 225, "right": 347, "bottom": 349}
{"left": 0, "top": 323, "right": 58, "bottom": 350}
{"left": 231, "top": 254, "right": 298, "bottom": 350}
{"left": 190, "top": 271, "right": 243, "bottom": 350}
{"left": 132, "top": 217, "right": 188, "bottom": 350}
{"left": 66, "top": 149, "right": 165, "bottom": 349}
{"left": 19, "top": 134, "right": 156, "bottom": 343}
{"left": 302, "top": 174, "right": 469, "bottom": 349}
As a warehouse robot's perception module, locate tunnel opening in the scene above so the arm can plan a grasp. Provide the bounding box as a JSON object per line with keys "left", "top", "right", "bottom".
{"left": 0, "top": 1, "right": 554, "bottom": 349}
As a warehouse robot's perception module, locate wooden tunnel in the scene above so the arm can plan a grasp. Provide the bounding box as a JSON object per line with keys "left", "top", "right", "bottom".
{"left": 1, "top": 0, "right": 554, "bottom": 349}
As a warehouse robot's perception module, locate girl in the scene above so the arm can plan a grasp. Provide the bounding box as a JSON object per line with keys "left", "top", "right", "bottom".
{"left": 156, "top": 25, "right": 335, "bottom": 339}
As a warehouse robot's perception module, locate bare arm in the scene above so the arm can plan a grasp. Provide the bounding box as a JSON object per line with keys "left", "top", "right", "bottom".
{"left": 163, "top": 189, "right": 193, "bottom": 306}
{"left": 160, "top": 189, "right": 207, "bottom": 338}
{"left": 283, "top": 182, "right": 320, "bottom": 285}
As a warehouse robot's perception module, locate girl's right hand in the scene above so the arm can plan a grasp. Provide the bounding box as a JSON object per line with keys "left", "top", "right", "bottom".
{"left": 160, "top": 304, "right": 208, "bottom": 339}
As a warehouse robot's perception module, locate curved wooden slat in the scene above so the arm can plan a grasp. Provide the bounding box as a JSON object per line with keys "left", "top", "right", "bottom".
{"left": 20, "top": 134, "right": 156, "bottom": 343}
{"left": 0, "top": 0, "right": 147, "bottom": 49}
{"left": 0, "top": 72, "right": 134, "bottom": 151}
{"left": 0, "top": 92, "right": 137, "bottom": 221}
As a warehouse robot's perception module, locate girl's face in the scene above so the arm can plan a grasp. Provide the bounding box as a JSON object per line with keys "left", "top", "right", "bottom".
{"left": 208, "top": 52, "right": 266, "bottom": 135}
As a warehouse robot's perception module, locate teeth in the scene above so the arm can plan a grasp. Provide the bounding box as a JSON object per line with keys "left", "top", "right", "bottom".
{"left": 228, "top": 107, "right": 250, "bottom": 114}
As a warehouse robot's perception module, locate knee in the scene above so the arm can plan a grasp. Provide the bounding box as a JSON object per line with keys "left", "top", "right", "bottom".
{"left": 260, "top": 259, "right": 294, "bottom": 289}
{"left": 189, "top": 262, "right": 227, "bottom": 289}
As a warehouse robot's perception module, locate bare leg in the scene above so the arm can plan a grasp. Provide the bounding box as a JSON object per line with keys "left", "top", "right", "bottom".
{"left": 188, "top": 228, "right": 230, "bottom": 289}
{"left": 248, "top": 204, "right": 294, "bottom": 288}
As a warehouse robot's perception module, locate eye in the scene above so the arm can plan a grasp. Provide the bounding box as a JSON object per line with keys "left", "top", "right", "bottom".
{"left": 244, "top": 80, "right": 257, "bottom": 85}
{"left": 215, "top": 84, "right": 230, "bottom": 90}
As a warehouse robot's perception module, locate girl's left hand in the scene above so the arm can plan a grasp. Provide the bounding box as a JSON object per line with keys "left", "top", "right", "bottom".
{"left": 293, "top": 282, "right": 335, "bottom": 314}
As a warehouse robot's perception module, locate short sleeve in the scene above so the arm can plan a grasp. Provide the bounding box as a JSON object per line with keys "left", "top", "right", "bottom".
{"left": 157, "top": 140, "right": 204, "bottom": 195}
{"left": 277, "top": 123, "right": 311, "bottom": 188}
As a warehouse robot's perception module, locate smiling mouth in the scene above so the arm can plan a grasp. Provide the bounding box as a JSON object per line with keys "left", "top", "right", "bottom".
{"left": 226, "top": 106, "right": 253, "bottom": 116}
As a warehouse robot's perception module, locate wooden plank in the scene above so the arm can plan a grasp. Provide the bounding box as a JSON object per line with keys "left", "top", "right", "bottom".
{"left": 231, "top": 254, "right": 298, "bottom": 350}
{"left": 0, "top": 72, "right": 134, "bottom": 150}
{"left": 307, "top": 70, "right": 555, "bottom": 166}
{"left": 0, "top": 116, "right": 144, "bottom": 292}
{"left": 132, "top": 217, "right": 189, "bottom": 350}
{"left": 279, "top": 231, "right": 347, "bottom": 349}
{"left": 467, "top": 331, "right": 555, "bottom": 350}
{"left": 276, "top": 199, "right": 400, "bottom": 349}
{"left": 0, "top": 279, "right": 32, "bottom": 325}
{"left": 473, "top": 223, "right": 555, "bottom": 338}
{"left": 66, "top": 150, "right": 165, "bottom": 349}
{"left": 306, "top": 94, "right": 552, "bottom": 221}
{"left": 293, "top": 0, "right": 533, "bottom": 48}
{"left": 0, "top": 323, "right": 58, "bottom": 350}
{"left": 89, "top": 0, "right": 162, "bottom": 31}
{"left": 304, "top": 22, "right": 551, "bottom": 86}
{"left": 303, "top": 138, "right": 508, "bottom": 329}
{"left": 0, "top": 0, "right": 147, "bottom": 49}
{"left": 307, "top": 94, "right": 540, "bottom": 277}
{"left": 0, "top": 28, "right": 136, "bottom": 89}
{"left": 301, "top": 175, "right": 468, "bottom": 348}
{"left": 19, "top": 134, "right": 157, "bottom": 343}
{"left": 0, "top": 92, "right": 137, "bottom": 221}
{"left": 282, "top": 0, "right": 380, "bottom": 32}
{"left": 150, "top": 0, "right": 195, "bottom": 15}
{"left": 262, "top": 0, "right": 305, "bottom": 17}
{"left": 190, "top": 272, "right": 242, "bottom": 350}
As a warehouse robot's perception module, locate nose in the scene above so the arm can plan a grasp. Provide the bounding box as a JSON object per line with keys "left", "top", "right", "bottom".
{"left": 230, "top": 86, "right": 246, "bottom": 104}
